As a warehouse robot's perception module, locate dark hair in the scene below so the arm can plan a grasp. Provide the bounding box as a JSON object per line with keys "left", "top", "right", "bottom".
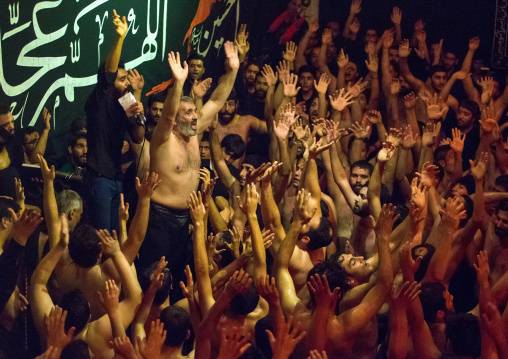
{"left": 187, "top": 53, "right": 205, "bottom": 63}
{"left": 496, "top": 175, "right": 508, "bottom": 191}
{"left": 201, "top": 131, "right": 210, "bottom": 142}
{"left": 350, "top": 160, "right": 374, "bottom": 175}
{"left": 59, "top": 289, "right": 90, "bottom": 334}
{"left": 255, "top": 316, "right": 274, "bottom": 358}
{"left": 70, "top": 116, "right": 87, "bottom": 134}
{"left": 496, "top": 198, "right": 508, "bottom": 214}
{"left": 307, "top": 260, "right": 349, "bottom": 309}
{"left": 434, "top": 144, "right": 451, "bottom": 164}
{"left": 227, "top": 89, "right": 238, "bottom": 102}
{"left": 244, "top": 155, "right": 267, "bottom": 169}
{"left": 0, "top": 197, "right": 20, "bottom": 220}
{"left": 221, "top": 134, "right": 246, "bottom": 160}
{"left": 159, "top": 306, "right": 191, "bottom": 347}
{"left": 459, "top": 99, "right": 480, "bottom": 122}
{"left": 247, "top": 60, "right": 262, "bottom": 71}
{"left": 139, "top": 261, "right": 173, "bottom": 306}
{"left": 412, "top": 243, "right": 436, "bottom": 282}
{"left": 230, "top": 283, "right": 260, "bottom": 316}
{"left": 68, "top": 132, "right": 87, "bottom": 148}
{"left": 0, "top": 104, "right": 10, "bottom": 116}
{"left": 297, "top": 64, "right": 317, "bottom": 79}
{"left": 68, "top": 224, "right": 101, "bottom": 268}
{"left": 429, "top": 65, "right": 447, "bottom": 76}
{"left": 419, "top": 282, "right": 447, "bottom": 323}
{"left": 61, "top": 340, "right": 90, "bottom": 359}
{"left": 20, "top": 126, "right": 38, "bottom": 137}
{"left": 147, "top": 93, "right": 166, "bottom": 108}
{"left": 216, "top": 242, "right": 236, "bottom": 268}
{"left": 459, "top": 195, "right": 473, "bottom": 228}
{"left": 306, "top": 216, "right": 333, "bottom": 251}
{"left": 456, "top": 175, "right": 475, "bottom": 195}
{"left": 445, "top": 313, "right": 481, "bottom": 357}
{"left": 380, "top": 184, "right": 391, "bottom": 205}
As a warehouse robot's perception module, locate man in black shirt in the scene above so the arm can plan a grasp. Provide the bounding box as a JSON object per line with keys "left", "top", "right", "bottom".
{"left": 83, "top": 10, "right": 145, "bottom": 232}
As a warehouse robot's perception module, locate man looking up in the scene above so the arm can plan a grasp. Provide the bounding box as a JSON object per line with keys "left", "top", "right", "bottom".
{"left": 139, "top": 42, "right": 240, "bottom": 301}
{"left": 84, "top": 10, "right": 145, "bottom": 232}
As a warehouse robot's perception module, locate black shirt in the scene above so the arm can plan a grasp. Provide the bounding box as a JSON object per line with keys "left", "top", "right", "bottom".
{"left": 85, "top": 70, "right": 130, "bottom": 179}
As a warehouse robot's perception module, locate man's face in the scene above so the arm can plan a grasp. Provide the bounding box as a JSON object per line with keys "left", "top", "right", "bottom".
{"left": 442, "top": 52, "right": 458, "bottom": 71}
{"left": 0, "top": 112, "right": 14, "bottom": 136}
{"left": 350, "top": 167, "right": 370, "bottom": 195}
{"left": 494, "top": 209, "right": 508, "bottom": 237}
{"left": 388, "top": 49, "right": 399, "bottom": 63}
{"left": 200, "top": 140, "right": 210, "bottom": 160}
{"left": 309, "top": 97, "right": 319, "bottom": 121}
{"left": 310, "top": 47, "right": 320, "bottom": 68}
{"left": 493, "top": 80, "right": 501, "bottom": 99}
{"left": 245, "top": 64, "right": 260, "bottom": 86}
{"left": 69, "top": 203, "right": 84, "bottom": 231}
{"left": 327, "top": 21, "right": 340, "bottom": 39}
{"left": 255, "top": 75, "right": 268, "bottom": 100}
{"left": 176, "top": 101, "right": 198, "bottom": 137}
{"left": 430, "top": 71, "right": 447, "bottom": 91}
{"left": 23, "top": 132, "right": 39, "bottom": 153}
{"left": 188, "top": 59, "right": 205, "bottom": 81}
{"left": 457, "top": 106, "right": 473, "bottom": 129}
{"left": 345, "top": 62, "right": 358, "bottom": 82}
{"left": 441, "top": 149, "right": 455, "bottom": 173}
{"left": 288, "top": 0, "right": 303, "bottom": 12}
{"left": 114, "top": 68, "right": 130, "bottom": 98}
{"left": 146, "top": 101, "right": 163, "bottom": 125}
{"left": 293, "top": 158, "right": 305, "bottom": 187}
{"left": 337, "top": 254, "right": 373, "bottom": 284}
{"left": 221, "top": 147, "right": 236, "bottom": 165}
{"left": 365, "top": 30, "right": 378, "bottom": 44}
{"left": 239, "top": 163, "right": 254, "bottom": 186}
{"left": 69, "top": 138, "right": 87, "bottom": 166}
{"left": 299, "top": 72, "right": 315, "bottom": 93}
{"left": 218, "top": 100, "right": 237, "bottom": 124}
{"left": 472, "top": 59, "right": 484, "bottom": 73}
{"left": 452, "top": 183, "right": 468, "bottom": 197}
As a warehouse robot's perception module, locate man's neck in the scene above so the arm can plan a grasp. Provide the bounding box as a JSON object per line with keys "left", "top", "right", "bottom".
{"left": 458, "top": 123, "right": 474, "bottom": 134}
{"left": 302, "top": 90, "right": 313, "bottom": 101}
{"left": 172, "top": 128, "right": 191, "bottom": 142}
{"left": 161, "top": 345, "right": 184, "bottom": 359}
{"left": 0, "top": 232, "right": 10, "bottom": 254}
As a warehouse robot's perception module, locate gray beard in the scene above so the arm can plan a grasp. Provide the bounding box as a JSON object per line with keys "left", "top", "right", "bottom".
{"left": 177, "top": 119, "right": 197, "bottom": 137}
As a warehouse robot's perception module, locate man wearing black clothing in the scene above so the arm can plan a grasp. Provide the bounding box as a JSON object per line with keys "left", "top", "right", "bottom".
{"left": 84, "top": 10, "right": 145, "bottom": 232}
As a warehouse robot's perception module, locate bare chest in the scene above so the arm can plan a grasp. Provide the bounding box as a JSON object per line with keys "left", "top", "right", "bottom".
{"left": 216, "top": 121, "right": 250, "bottom": 142}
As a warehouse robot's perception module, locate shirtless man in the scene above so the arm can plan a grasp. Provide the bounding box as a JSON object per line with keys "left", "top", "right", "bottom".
{"left": 484, "top": 199, "right": 508, "bottom": 283}
{"left": 214, "top": 91, "right": 267, "bottom": 144}
{"left": 138, "top": 42, "right": 240, "bottom": 299}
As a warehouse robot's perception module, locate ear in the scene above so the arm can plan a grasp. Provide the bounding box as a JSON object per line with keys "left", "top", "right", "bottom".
{"left": 68, "top": 208, "right": 75, "bottom": 221}
{"left": 346, "top": 276, "right": 355, "bottom": 288}
{"left": 438, "top": 160, "right": 445, "bottom": 168}
{"left": 68, "top": 146, "right": 73, "bottom": 155}
{"left": 300, "top": 236, "right": 310, "bottom": 245}
{"left": 0, "top": 217, "right": 8, "bottom": 230}
{"left": 436, "top": 310, "right": 446, "bottom": 322}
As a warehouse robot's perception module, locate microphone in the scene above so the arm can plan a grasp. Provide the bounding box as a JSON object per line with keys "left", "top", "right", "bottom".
{"left": 119, "top": 88, "right": 146, "bottom": 128}
{"left": 128, "top": 86, "right": 146, "bottom": 128}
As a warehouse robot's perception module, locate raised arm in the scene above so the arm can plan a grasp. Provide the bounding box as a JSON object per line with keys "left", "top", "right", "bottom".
{"left": 105, "top": 9, "right": 127, "bottom": 72}
{"left": 398, "top": 40, "right": 425, "bottom": 94}
{"left": 198, "top": 41, "right": 240, "bottom": 131}
{"left": 295, "top": 21, "right": 318, "bottom": 71}
{"left": 28, "top": 109, "right": 51, "bottom": 163}
{"left": 343, "top": 0, "right": 362, "bottom": 39}
{"left": 209, "top": 121, "right": 236, "bottom": 188}
{"left": 38, "top": 155, "right": 60, "bottom": 249}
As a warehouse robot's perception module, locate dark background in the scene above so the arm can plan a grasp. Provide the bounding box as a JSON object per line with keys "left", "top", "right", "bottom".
{"left": 0, "top": 0, "right": 498, "bottom": 157}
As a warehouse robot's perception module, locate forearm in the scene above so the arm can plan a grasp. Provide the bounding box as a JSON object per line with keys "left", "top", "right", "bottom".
{"left": 382, "top": 148, "right": 399, "bottom": 194}
{"left": 343, "top": 14, "right": 355, "bottom": 38}
{"left": 350, "top": 139, "right": 367, "bottom": 163}
{"left": 388, "top": 309, "right": 408, "bottom": 359}
{"left": 295, "top": 31, "right": 312, "bottom": 70}
{"left": 337, "top": 68, "right": 346, "bottom": 90}
{"left": 108, "top": 310, "right": 126, "bottom": 339}
{"left": 160, "top": 78, "right": 185, "bottom": 129}
{"left": 210, "top": 129, "right": 235, "bottom": 188}
{"left": 440, "top": 76, "right": 457, "bottom": 102}
{"left": 43, "top": 180, "right": 60, "bottom": 248}
{"left": 277, "top": 219, "right": 303, "bottom": 268}
{"left": 30, "top": 129, "right": 49, "bottom": 162}
{"left": 208, "top": 196, "right": 228, "bottom": 233}
{"left": 305, "top": 156, "right": 322, "bottom": 208}
{"left": 369, "top": 73, "right": 380, "bottom": 111}
{"left": 376, "top": 236, "right": 393, "bottom": 287}
{"left": 265, "top": 86, "right": 275, "bottom": 126}
{"left": 31, "top": 244, "right": 65, "bottom": 286}
{"left": 111, "top": 252, "right": 141, "bottom": 301}
{"left": 423, "top": 225, "right": 456, "bottom": 283}
{"left": 318, "top": 93, "right": 327, "bottom": 119}
{"left": 105, "top": 36, "right": 125, "bottom": 72}
{"left": 395, "top": 148, "right": 409, "bottom": 181}
{"left": 122, "top": 197, "right": 151, "bottom": 264}
{"left": 211, "top": 253, "right": 249, "bottom": 290}
{"left": 494, "top": 139, "right": 508, "bottom": 174}
{"left": 247, "top": 214, "right": 266, "bottom": 279}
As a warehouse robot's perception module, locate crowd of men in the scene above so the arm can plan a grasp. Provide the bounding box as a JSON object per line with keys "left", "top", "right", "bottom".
{"left": 0, "top": 1, "right": 507, "bottom": 358}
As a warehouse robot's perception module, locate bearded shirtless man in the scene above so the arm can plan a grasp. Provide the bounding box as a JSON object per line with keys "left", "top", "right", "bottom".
{"left": 136, "top": 43, "right": 240, "bottom": 300}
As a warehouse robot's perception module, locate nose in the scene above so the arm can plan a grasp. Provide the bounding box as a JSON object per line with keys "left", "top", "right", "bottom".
{"left": 224, "top": 154, "right": 231, "bottom": 162}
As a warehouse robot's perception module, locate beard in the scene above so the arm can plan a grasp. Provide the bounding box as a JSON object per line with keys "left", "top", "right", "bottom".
{"left": 177, "top": 118, "right": 198, "bottom": 137}
{"left": 351, "top": 183, "right": 363, "bottom": 195}
{"left": 219, "top": 111, "right": 234, "bottom": 123}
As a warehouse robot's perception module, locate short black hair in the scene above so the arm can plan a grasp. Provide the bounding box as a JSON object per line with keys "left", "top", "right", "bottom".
{"left": 139, "top": 261, "right": 172, "bottom": 306}
{"left": 200, "top": 131, "right": 210, "bottom": 142}
{"left": 419, "top": 282, "right": 447, "bottom": 323}
{"left": 68, "top": 224, "right": 101, "bottom": 268}
{"left": 434, "top": 144, "right": 452, "bottom": 164}
{"left": 187, "top": 53, "right": 204, "bottom": 63}
{"left": 445, "top": 313, "right": 481, "bottom": 357}
{"left": 61, "top": 340, "right": 91, "bottom": 359}
{"left": 456, "top": 175, "right": 475, "bottom": 195}
{"left": 412, "top": 243, "right": 436, "bottom": 282}
{"left": 230, "top": 283, "right": 260, "bottom": 316}
{"left": 227, "top": 89, "right": 238, "bottom": 102}
{"left": 59, "top": 289, "right": 90, "bottom": 334}
{"left": 70, "top": 116, "right": 87, "bottom": 134}
{"left": 221, "top": 134, "right": 246, "bottom": 160}
{"left": 20, "top": 126, "right": 38, "bottom": 137}
{"left": 495, "top": 175, "right": 508, "bottom": 191}
{"left": 68, "top": 132, "right": 87, "bottom": 148}
{"left": 459, "top": 99, "right": 480, "bottom": 122}
{"left": 0, "top": 104, "right": 10, "bottom": 116}
{"left": 350, "top": 160, "right": 374, "bottom": 176}
{"left": 244, "top": 155, "right": 267, "bottom": 169}
{"left": 0, "top": 197, "right": 20, "bottom": 220}
{"left": 307, "top": 259, "right": 349, "bottom": 310}
{"left": 496, "top": 198, "right": 508, "bottom": 214}
{"left": 160, "top": 306, "right": 191, "bottom": 347}
{"left": 306, "top": 216, "right": 333, "bottom": 251}
{"left": 147, "top": 93, "right": 166, "bottom": 108}
{"left": 429, "top": 65, "right": 447, "bottom": 76}
{"left": 297, "top": 64, "right": 317, "bottom": 79}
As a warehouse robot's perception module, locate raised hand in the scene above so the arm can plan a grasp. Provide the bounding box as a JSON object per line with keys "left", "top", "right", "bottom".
{"left": 111, "top": 337, "right": 138, "bottom": 359}
{"left": 453, "top": 70, "right": 470, "bottom": 81}
{"left": 14, "top": 177, "right": 25, "bottom": 207}
{"left": 329, "top": 88, "right": 354, "bottom": 112}
{"left": 378, "top": 141, "right": 396, "bottom": 162}
{"left": 306, "top": 136, "right": 334, "bottom": 158}
{"left": 478, "top": 77, "right": 494, "bottom": 105}
{"left": 307, "top": 274, "right": 341, "bottom": 310}
{"left": 399, "top": 240, "right": 422, "bottom": 281}
{"left": 390, "top": 78, "right": 401, "bottom": 95}
{"left": 414, "top": 18, "right": 425, "bottom": 32}
{"left": 293, "top": 117, "right": 311, "bottom": 141}
{"left": 188, "top": 191, "right": 206, "bottom": 224}
{"left": 167, "top": 52, "right": 188, "bottom": 82}
{"left": 217, "top": 327, "right": 252, "bottom": 359}
{"left": 266, "top": 315, "right": 306, "bottom": 359}
{"left": 382, "top": 29, "right": 394, "bottom": 49}
{"left": 238, "top": 183, "right": 259, "bottom": 215}
{"left": 308, "top": 20, "right": 319, "bottom": 33}
{"left": 128, "top": 69, "right": 145, "bottom": 91}
{"left": 148, "top": 257, "right": 168, "bottom": 293}
{"left": 136, "top": 172, "right": 162, "bottom": 198}
{"left": 473, "top": 250, "right": 489, "bottom": 287}
{"left": 98, "top": 279, "right": 120, "bottom": 314}
{"left": 294, "top": 189, "right": 318, "bottom": 224}
{"left": 9, "top": 209, "right": 43, "bottom": 246}
{"left": 314, "top": 73, "right": 331, "bottom": 94}
{"left": 375, "top": 204, "right": 400, "bottom": 240}
{"left": 245, "top": 162, "right": 272, "bottom": 185}
{"left": 45, "top": 306, "right": 75, "bottom": 350}
{"left": 415, "top": 162, "right": 438, "bottom": 188}
{"left": 325, "top": 119, "right": 348, "bottom": 143}
{"left": 350, "top": 0, "right": 362, "bottom": 15}
{"left": 449, "top": 128, "right": 465, "bottom": 153}
{"left": 259, "top": 161, "right": 283, "bottom": 184}
{"left": 112, "top": 9, "right": 128, "bottom": 38}
{"left": 283, "top": 41, "right": 298, "bottom": 63}
{"left": 262, "top": 64, "right": 278, "bottom": 87}
{"left": 119, "top": 193, "right": 130, "bottom": 223}
{"left": 349, "top": 120, "right": 370, "bottom": 139}
{"left": 425, "top": 92, "right": 448, "bottom": 121}
{"left": 391, "top": 6, "right": 402, "bottom": 25}
{"left": 226, "top": 269, "right": 252, "bottom": 295}
{"left": 439, "top": 197, "right": 466, "bottom": 229}
{"left": 390, "top": 281, "right": 421, "bottom": 307}
{"left": 255, "top": 275, "right": 280, "bottom": 306}
{"left": 337, "top": 49, "right": 349, "bottom": 69}
{"left": 235, "top": 24, "right": 250, "bottom": 60}
{"left": 97, "top": 229, "right": 120, "bottom": 257}
{"left": 224, "top": 41, "right": 240, "bottom": 70}
{"left": 401, "top": 125, "right": 418, "bottom": 149}
{"left": 480, "top": 106, "right": 497, "bottom": 133}
{"left": 280, "top": 102, "right": 298, "bottom": 127}
{"left": 283, "top": 73, "right": 301, "bottom": 98}
{"left": 309, "top": 350, "right": 329, "bottom": 359}
{"left": 469, "top": 152, "right": 488, "bottom": 181}
{"left": 137, "top": 320, "right": 166, "bottom": 359}
{"left": 387, "top": 128, "right": 402, "bottom": 147}
{"left": 403, "top": 92, "right": 416, "bottom": 109}
{"left": 276, "top": 60, "right": 291, "bottom": 83}
{"left": 411, "top": 177, "right": 428, "bottom": 209}
{"left": 179, "top": 265, "right": 195, "bottom": 301}
{"left": 365, "top": 53, "right": 378, "bottom": 73}
{"left": 469, "top": 36, "right": 480, "bottom": 51}
{"left": 398, "top": 39, "right": 411, "bottom": 58}
{"left": 38, "top": 154, "right": 55, "bottom": 182}
{"left": 322, "top": 28, "right": 332, "bottom": 45}
{"left": 192, "top": 78, "right": 213, "bottom": 98}
{"left": 421, "top": 122, "right": 441, "bottom": 147}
